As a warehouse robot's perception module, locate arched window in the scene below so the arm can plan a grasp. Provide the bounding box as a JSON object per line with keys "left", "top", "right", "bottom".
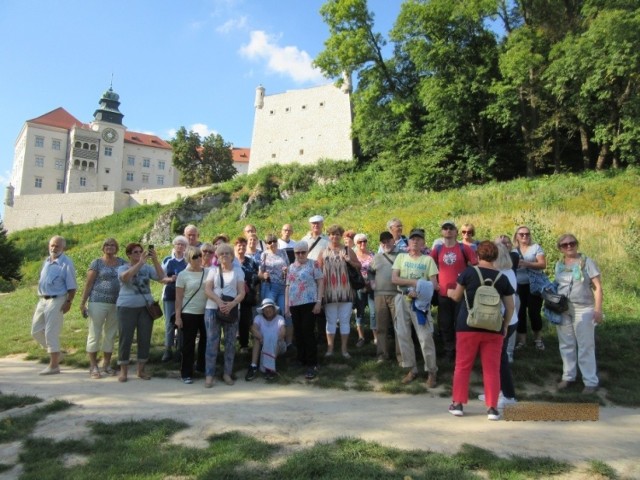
{"left": 75, "top": 141, "right": 81, "bottom": 148}
{"left": 90, "top": 144, "right": 97, "bottom": 151}
{"left": 83, "top": 143, "right": 89, "bottom": 150}
{"left": 81, "top": 160, "right": 88, "bottom": 171}
{"left": 74, "top": 159, "right": 80, "bottom": 168}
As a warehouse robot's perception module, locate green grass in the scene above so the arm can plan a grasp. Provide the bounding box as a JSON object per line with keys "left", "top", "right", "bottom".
{"left": 0, "top": 399, "right": 72, "bottom": 442}
{"left": 6, "top": 404, "right": 581, "bottom": 480}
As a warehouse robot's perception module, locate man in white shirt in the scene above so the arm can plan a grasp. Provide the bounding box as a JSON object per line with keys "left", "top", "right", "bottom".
{"left": 278, "top": 223, "right": 296, "bottom": 263}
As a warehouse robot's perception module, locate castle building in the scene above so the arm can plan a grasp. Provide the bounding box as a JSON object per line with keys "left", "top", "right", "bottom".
{"left": 9, "top": 87, "right": 179, "bottom": 199}
{"left": 248, "top": 82, "right": 354, "bottom": 173}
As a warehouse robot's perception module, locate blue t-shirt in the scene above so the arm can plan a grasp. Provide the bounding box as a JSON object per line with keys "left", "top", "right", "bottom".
{"left": 162, "top": 256, "right": 187, "bottom": 301}
{"left": 117, "top": 264, "right": 160, "bottom": 308}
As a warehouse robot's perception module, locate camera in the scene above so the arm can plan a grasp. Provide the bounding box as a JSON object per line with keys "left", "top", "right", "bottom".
{"left": 148, "top": 244, "right": 154, "bottom": 250}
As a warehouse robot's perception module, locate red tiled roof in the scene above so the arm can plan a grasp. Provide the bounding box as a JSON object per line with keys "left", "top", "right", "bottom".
{"left": 124, "top": 131, "right": 172, "bottom": 149}
{"left": 232, "top": 147, "right": 250, "bottom": 163}
{"left": 27, "top": 107, "right": 86, "bottom": 130}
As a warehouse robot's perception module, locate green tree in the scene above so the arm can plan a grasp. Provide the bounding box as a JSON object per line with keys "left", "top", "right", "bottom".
{"left": 170, "top": 127, "right": 237, "bottom": 187}
{"left": 0, "top": 219, "right": 23, "bottom": 291}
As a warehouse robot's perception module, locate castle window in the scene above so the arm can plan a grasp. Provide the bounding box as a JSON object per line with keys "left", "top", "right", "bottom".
{"left": 35, "top": 177, "right": 43, "bottom": 188}
{"left": 83, "top": 143, "right": 89, "bottom": 150}
{"left": 56, "top": 180, "right": 64, "bottom": 191}
{"left": 103, "top": 185, "right": 108, "bottom": 191}
{"left": 157, "top": 175, "right": 164, "bottom": 185}
{"left": 319, "top": 101, "right": 325, "bottom": 107}
{"left": 55, "top": 159, "right": 64, "bottom": 170}
{"left": 301, "top": 105, "right": 307, "bottom": 110}
{"left": 105, "top": 168, "right": 110, "bottom": 174}
{"left": 81, "top": 160, "right": 88, "bottom": 171}
{"left": 271, "top": 153, "right": 276, "bottom": 158}
{"left": 269, "top": 110, "right": 275, "bottom": 115}
{"left": 143, "top": 158, "right": 150, "bottom": 168}
{"left": 80, "top": 177, "right": 86, "bottom": 187}
{"left": 285, "top": 107, "right": 290, "bottom": 113}
{"left": 158, "top": 161, "right": 165, "bottom": 170}
{"left": 75, "top": 141, "right": 81, "bottom": 148}
{"left": 142, "top": 174, "right": 149, "bottom": 183}
{"left": 127, "top": 156, "right": 135, "bottom": 166}
{"left": 299, "top": 149, "right": 304, "bottom": 155}
{"left": 126, "top": 172, "right": 134, "bottom": 181}
{"left": 35, "top": 136, "right": 44, "bottom": 148}
{"left": 90, "top": 144, "right": 97, "bottom": 151}
{"left": 89, "top": 162, "right": 95, "bottom": 170}
{"left": 52, "top": 139, "right": 61, "bottom": 150}
{"left": 35, "top": 156, "right": 44, "bottom": 168}
{"left": 104, "top": 146, "right": 112, "bottom": 156}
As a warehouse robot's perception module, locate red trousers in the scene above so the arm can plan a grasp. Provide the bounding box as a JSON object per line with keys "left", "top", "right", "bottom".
{"left": 452, "top": 332, "right": 503, "bottom": 408}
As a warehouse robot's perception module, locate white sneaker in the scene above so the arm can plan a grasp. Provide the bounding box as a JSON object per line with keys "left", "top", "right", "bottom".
{"left": 478, "top": 392, "right": 507, "bottom": 403}
{"left": 498, "top": 397, "right": 517, "bottom": 408}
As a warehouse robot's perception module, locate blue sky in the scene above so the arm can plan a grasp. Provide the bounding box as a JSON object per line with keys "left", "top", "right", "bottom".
{"left": 0, "top": 0, "right": 401, "bottom": 215}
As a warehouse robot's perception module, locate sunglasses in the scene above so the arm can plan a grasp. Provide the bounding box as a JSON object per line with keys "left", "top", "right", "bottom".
{"left": 461, "top": 230, "right": 474, "bottom": 235}
{"left": 442, "top": 226, "right": 455, "bottom": 231}
{"left": 267, "top": 240, "right": 277, "bottom": 245}
{"left": 294, "top": 251, "right": 307, "bottom": 255}
{"left": 191, "top": 253, "right": 202, "bottom": 260}
{"left": 559, "top": 241, "right": 577, "bottom": 249}
{"left": 518, "top": 232, "right": 531, "bottom": 237}
{"left": 202, "top": 249, "right": 214, "bottom": 254}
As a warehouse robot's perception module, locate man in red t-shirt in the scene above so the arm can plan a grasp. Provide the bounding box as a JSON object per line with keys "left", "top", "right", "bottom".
{"left": 430, "top": 221, "right": 477, "bottom": 362}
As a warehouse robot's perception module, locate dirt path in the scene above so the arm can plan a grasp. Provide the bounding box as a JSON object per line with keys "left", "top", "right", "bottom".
{"left": 1, "top": 356, "right": 639, "bottom": 479}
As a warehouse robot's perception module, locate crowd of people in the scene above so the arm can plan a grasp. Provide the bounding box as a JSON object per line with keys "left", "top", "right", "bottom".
{"left": 30, "top": 217, "right": 604, "bottom": 420}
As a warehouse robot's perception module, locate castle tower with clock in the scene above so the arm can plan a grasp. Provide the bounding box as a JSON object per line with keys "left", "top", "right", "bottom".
{"left": 8, "top": 86, "right": 178, "bottom": 198}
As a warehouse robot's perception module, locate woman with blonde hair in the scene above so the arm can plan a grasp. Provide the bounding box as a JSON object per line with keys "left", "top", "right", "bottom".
{"left": 554, "top": 234, "right": 603, "bottom": 394}
{"left": 513, "top": 225, "right": 547, "bottom": 351}
{"left": 461, "top": 223, "right": 479, "bottom": 251}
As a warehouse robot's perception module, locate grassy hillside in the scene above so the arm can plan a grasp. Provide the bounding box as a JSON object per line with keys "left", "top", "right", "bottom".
{"left": 3, "top": 163, "right": 639, "bottom": 404}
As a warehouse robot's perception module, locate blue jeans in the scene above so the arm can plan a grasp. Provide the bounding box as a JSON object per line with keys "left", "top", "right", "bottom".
{"left": 262, "top": 282, "right": 289, "bottom": 325}
{"left": 204, "top": 308, "right": 238, "bottom": 377}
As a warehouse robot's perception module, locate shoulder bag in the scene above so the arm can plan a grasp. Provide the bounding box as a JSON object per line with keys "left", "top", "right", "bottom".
{"left": 345, "top": 247, "right": 366, "bottom": 291}
{"left": 135, "top": 282, "right": 163, "bottom": 321}
{"left": 216, "top": 267, "right": 239, "bottom": 324}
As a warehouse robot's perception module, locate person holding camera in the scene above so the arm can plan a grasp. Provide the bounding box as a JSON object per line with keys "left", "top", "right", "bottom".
{"left": 116, "top": 243, "right": 165, "bottom": 382}
{"left": 79, "top": 238, "right": 126, "bottom": 379}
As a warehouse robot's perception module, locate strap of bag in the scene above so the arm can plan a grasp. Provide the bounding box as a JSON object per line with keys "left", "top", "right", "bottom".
{"left": 134, "top": 281, "right": 153, "bottom": 306}
{"left": 179, "top": 270, "right": 205, "bottom": 313}
{"left": 463, "top": 266, "right": 483, "bottom": 313}
{"left": 308, "top": 236, "right": 322, "bottom": 254}
{"left": 382, "top": 253, "right": 394, "bottom": 265}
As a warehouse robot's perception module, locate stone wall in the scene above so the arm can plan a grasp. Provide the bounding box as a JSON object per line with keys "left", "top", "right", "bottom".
{"left": 4, "top": 185, "right": 210, "bottom": 233}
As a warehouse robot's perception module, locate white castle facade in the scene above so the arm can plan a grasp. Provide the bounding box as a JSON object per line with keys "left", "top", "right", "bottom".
{"left": 248, "top": 82, "right": 354, "bottom": 173}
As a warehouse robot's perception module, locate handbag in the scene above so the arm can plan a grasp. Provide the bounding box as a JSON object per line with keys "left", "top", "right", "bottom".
{"left": 345, "top": 248, "right": 366, "bottom": 291}
{"left": 135, "top": 282, "right": 163, "bottom": 320}
{"left": 216, "top": 268, "right": 239, "bottom": 324}
{"left": 146, "top": 300, "right": 164, "bottom": 320}
{"left": 541, "top": 289, "right": 569, "bottom": 314}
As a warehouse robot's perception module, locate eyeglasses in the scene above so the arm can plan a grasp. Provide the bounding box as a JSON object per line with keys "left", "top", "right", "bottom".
{"left": 559, "top": 241, "right": 577, "bottom": 249}
{"left": 518, "top": 232, "right": 531, "bottom": 237}
{"left": 461, "top": 231, "right": 474, "bottom": 235}
{"left": 202, "top": 250, "right": 214, "bottom": 254}
{"left": 191, "top": 253, "right": 202, "bottom": 260}
{"left": 131, "top": 250, "right": 143, "bottom": 255}
{"left": 294, "top": 251, "right": 307, "bottom": 255}
{"left": 218, "top": 252, "right": 231, "bottom": 256}
{"left": 442, "top": 226, "right": 455, "bottom": 231}
{"left": 357, "top": 240, "right": 367, "bottom": 244}
{"left": 282, "top": 229, "right": 292, "bottom": 232}
{"left": 267, "top": 240, "right": 277, "bottom": 245}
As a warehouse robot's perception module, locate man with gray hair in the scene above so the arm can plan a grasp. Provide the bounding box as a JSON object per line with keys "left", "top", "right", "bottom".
{"left": 184, "top": 224, "right": 202, "bottom": 247}
{"left": 378, "top": 218, "right": 408, "bottom": 253}
{"left": 31, "top": 236, "right": 77, "bottom": 375}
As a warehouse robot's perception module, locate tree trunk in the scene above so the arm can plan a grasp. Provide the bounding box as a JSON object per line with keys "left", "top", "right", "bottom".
{"left": 596, "top": 143, "right": 609, "bottom": 170}
{"left": 579, "top": 124, "right": 591, "bottom": 170}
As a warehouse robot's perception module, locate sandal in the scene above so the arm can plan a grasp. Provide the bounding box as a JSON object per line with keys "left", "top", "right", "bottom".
{"left": 137, "top": 373, "right": 151, "bottom": 380}
{"left": 90, "top": 367, "right": 101, "bottom": 379}
{"left": 118, "top": 374, "right": 127, "bottom": 383}
{"left": 535, "top": 339, "right": 545, "bottom": 351}
{"left": 103, "top": 366, "right": 117, "bottom": 376}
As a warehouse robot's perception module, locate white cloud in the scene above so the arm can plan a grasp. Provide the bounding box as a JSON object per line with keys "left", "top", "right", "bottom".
{"left": 216, "top": 16, "right": 247, "bottom": 34}
{"left": 167, "top": 124, "right": 218, "bottom": 140}
{"left": 239, "top": 30, "right": 324, "bottom": 84}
